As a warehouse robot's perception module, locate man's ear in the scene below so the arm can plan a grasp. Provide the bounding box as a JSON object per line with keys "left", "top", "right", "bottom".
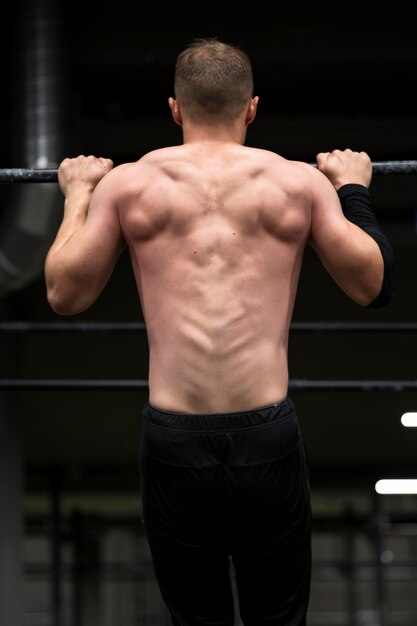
{"left": 246, "top": 96, "right": 259, "bottom": 125}
{"left": 168, "top": 97, "right": 183, "bottom": 126}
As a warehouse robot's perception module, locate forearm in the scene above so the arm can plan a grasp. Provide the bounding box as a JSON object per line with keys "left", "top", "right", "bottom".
{"left": 45, "top": 187, "right": 92, "bottom": 301}
{"left": 53, "top": 187, "right": 92, "bottom": 246}
{"left": 45, "top": 186, "right": 115, "bottom": 315}
{"left": 337, "top": 184, "right": 395, "bottom": 307}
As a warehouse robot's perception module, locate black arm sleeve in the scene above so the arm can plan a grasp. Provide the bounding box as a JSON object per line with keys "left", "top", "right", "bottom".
{"left": 337, "top": 183, "right": 395, "bottom": 308}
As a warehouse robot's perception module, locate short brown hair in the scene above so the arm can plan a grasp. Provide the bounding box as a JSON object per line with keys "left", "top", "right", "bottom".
{"left": 174, "top": 38, "right": 254, "bottom": 122}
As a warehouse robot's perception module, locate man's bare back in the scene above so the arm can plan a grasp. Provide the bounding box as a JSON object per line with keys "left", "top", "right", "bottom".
{"left": 114, "top": 143, "right": 314, "bottom": 412}
{"left": 45, "top": 143, "right": 385, "bottom": 414}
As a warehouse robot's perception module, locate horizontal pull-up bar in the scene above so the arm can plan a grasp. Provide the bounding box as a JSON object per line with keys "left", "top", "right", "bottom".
{"left": 0, "top": 168, "right": 58, "bottom": 183}
{"left": 0, "top": 378, "right": 416, "bottom": 391}
{"left": 0, "top": 321, "right": 416, "bottom": 333}
{"left": 1, "top": 160, "right": 417, "bottom": 183}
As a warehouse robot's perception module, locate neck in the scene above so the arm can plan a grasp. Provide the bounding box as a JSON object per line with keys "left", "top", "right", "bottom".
{"left": 181, "top": 120, "right": 248, "bottom": 145}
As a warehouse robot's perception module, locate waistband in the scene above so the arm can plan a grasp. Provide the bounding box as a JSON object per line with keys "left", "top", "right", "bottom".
{"left": 143, "top": 397, "right": 295, "bottom": 432}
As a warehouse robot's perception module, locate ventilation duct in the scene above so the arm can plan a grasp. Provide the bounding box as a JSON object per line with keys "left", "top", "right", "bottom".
{"left": 0, "top": 0, "right": 69, "bottom": 297}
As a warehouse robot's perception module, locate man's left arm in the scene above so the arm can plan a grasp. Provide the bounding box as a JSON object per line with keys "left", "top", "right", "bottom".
{"left": 315, "top": 149, "right": 395, "bottom": 307}
{"left": 336, "top": 183, "right": 395, "bottom": 307}
{"left": 45, "top": 155, "right": 125, "bottom": 315}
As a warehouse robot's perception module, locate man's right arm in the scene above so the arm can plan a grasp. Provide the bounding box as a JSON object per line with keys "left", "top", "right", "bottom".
{"left": 310, "top": 149, "right": 394, "bottom": 307}
{"left": 45, "top": 156, "right": 124, "bottom": 315}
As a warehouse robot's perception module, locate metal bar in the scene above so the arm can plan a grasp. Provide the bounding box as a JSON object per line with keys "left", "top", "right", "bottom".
{"left": 371, "top": 160, "right": 417, "bottom": 175}
{"left": 310, "top": 160, "right": 417, "bottom": 175}
{"left": 289, "top": 380, "right": 417, "bottom": 391}
{"left": 0, "top": 320, "right": 416, "bottom": 334}
{"left": 0, "top": 168, "right": 59, "bottom": 183}
{"left": 0, "top": 405, "right": 24, "bottom": 626}
{"left": 0, "top": 379, "right": 150, "bottom": 390}
{"left": 50, "top": 467, "right": 63, "bottom": 626}
{"left": 345, "top": 507, "right": 359, "bottom": 626}
{"left": 372, "top": 494, "right": 389, "bottom": 626}
{"left": 0, "top": 379, "right": 416, "bottom": 391}
{"left": 291, "top": 321, "right": 417, "bottom": 333}
{"left": 1, "top": 160, "right": 417, "bottom": 183}
{"left": 0, "top": 321, "right": 147, "bottom": 333}
{"left": 71, "top": 511, "right": 82, "bottom": 626}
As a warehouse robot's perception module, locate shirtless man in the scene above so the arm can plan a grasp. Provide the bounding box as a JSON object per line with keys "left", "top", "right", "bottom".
{"left": 45, "top": 38, "right": 394, "bottom": 626}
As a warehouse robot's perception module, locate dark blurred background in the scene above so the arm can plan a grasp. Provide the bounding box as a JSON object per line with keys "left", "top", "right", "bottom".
{"left": 0, "top": 2, "right": 416, "bottom": 625}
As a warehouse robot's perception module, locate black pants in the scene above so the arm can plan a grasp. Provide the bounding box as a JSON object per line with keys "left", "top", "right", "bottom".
{"left": 139, "top": 397, "right": 311, "bottom": 626}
